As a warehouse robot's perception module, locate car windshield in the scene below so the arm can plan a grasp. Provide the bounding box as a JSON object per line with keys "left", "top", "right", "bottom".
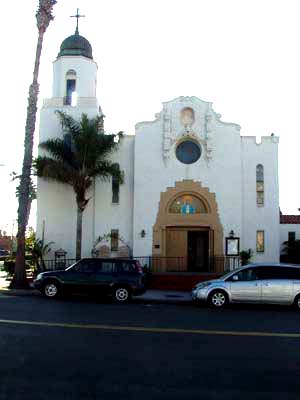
{"left": 66, "top": 262, "right": 78, "bottom": 270}
{"left": 219, "top": 267, "right": 245, "bottom": 280}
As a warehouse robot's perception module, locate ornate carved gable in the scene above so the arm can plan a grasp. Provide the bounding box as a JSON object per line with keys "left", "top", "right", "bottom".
{"left": 153, "top": 96, "right": 240, "bottom": 166}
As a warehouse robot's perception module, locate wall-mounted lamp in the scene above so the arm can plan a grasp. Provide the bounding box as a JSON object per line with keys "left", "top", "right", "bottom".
{"left": 229, "top": 230, "right": 235, "bottom": 238}
{"left": 140, "top": 229, "right": 146, "bottom": 238}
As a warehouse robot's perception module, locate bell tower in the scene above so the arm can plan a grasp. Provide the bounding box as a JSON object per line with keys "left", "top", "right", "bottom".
{"left": 52, "top": 11, "right": 98, "bottom": 106}
{"left": 39, "top": 9, "right": 102, "bottom": 141}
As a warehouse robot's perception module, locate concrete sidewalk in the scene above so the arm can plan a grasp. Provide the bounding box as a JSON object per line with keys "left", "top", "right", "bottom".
{"left": 0, "top": 272, "right": 38, "bottom": 296}
{"left": 0, "top": 272, "right": 192, "bottom": 303}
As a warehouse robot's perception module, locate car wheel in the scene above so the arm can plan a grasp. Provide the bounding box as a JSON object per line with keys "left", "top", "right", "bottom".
{"left": 43, "top": 281, "right": 60, "bottom": 299}
{"left": 208, "top": 290, "right": 228, "bottom": 308}
{"left": 114, "top": 287, "right": 132, "bottom": 303}
{"left": 294, "top": 295, "right": 300, "bottom": 310}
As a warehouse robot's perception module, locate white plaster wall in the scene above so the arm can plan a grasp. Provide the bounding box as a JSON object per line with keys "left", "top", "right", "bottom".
{"left": 133, "top": 97, "right": 244, "bottom": 257}
{"left": 36, "top": 180, "right": 77, "bottom": 259}
{"left": 36, "top": 133, "right": 134, "bottom": 259}
{"left": 37, "top": 51, "right": 102, "bottom": 259}
{"left": 133, "top": 97, "right": 280, "bottom": 262}
{"left": 37, "top": 103, "right": 99, "bottom": 259}
{"left": 241, "top": 137, "right": 280, "bottom": 262}
{"left": 280, "top": 224, "right": 300, "bottom": 253}
{"left": 52, "top": 56, "right": 98, "bottom": 98}
{"left": 84, "top": 136, "right": 134, "bottom": 257}
{"left": 37, "top": 91, "right": 281, "bottom": 262}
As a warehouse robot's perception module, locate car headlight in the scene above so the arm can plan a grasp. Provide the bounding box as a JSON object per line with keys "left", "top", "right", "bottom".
{"left": 195, "top": 282, "right": 212, "bottom": 289}
{"left": 36, "top": 273, "right": 43, "bottom": 280}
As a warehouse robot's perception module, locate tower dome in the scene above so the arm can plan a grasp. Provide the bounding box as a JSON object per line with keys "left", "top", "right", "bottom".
{"left": 58, "top": 30, "right": 93, "bottom": 59}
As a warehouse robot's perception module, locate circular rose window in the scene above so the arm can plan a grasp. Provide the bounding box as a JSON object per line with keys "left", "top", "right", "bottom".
{"left": 176, "top": 140, "right": 201, "bottom": 164}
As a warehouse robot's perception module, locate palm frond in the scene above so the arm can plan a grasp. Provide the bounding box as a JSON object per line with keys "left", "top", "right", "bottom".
{"left": 55, "top": 110, "right": 81, "bottom": 135}
{"left": 37, "top": 112, "right": 124, "bottom": 204}
{"left": 39, "top": 137, "right": 81, "bottom": 169}
{"left": 90, "top": 161, "right": 124, "bottom": 183}
{"left": 34, "top": 156, "right": 78, "bottom": 185}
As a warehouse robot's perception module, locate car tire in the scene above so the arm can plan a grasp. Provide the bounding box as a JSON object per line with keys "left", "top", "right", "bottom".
{"left": 294, "top": 295, "right": 300, "bottom": 310}
{"left": 113, "top": 286, "right": 132, "bottom": 303}
{"left": 208, "top": 290, "right": 228, "bottom": 308}
{"left": 42, "top": 280, "right": 60, "bottom": 299}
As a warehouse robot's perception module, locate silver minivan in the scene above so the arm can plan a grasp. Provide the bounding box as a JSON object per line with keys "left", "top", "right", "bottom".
{"left": 191, "top": 263, "right": 300, "bottom": 309}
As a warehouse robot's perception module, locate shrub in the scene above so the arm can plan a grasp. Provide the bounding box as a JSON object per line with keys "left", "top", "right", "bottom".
{"left": 240, "top": 249, "right": 252, "bottom": 266}
{"left": 3, "top": 260, "right": 15, "bottom": 276}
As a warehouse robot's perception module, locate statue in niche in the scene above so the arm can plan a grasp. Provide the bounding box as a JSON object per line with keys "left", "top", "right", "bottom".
{"left": 181, "top": 198, "right": 195, "bottom": 215}
{"left": 181, "top": 107, "right": 195, "bottom": 128}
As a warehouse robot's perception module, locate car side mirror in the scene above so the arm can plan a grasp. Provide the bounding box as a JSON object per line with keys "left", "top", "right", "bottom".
{"left": 232, "top": 275, "right": 239, "bottom": 281}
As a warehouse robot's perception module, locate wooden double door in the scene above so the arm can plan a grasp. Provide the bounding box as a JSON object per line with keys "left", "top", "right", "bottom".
{"left": 166, "top": 228, "right": 211, "bottom": 272}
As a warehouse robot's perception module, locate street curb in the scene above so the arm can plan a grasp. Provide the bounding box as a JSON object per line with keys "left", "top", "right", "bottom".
{"left": 0, "top": 288, "right": 193, "bottom": 305}
{"left": 0, "top": 288, "right": 40, "bottom": 296}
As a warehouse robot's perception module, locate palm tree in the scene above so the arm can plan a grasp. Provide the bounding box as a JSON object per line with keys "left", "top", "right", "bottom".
{"left": 11, "top": 171, "right": 37, "bottom": 227}
{"left": 12, "top": 0, "right": 57, "bottom": 289}
{"left": 34, "top": 111, "right": 123, "bottom": 260}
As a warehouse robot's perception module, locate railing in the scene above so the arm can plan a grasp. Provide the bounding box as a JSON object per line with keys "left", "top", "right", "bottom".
{"left": 43, "top": 255, "right": 240, "bottom": 273}
{"left": 140, "top": 256, "right": 240, "bottom": 273}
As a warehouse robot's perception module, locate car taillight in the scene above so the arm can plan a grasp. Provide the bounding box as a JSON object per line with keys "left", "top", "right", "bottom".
{"left": 135, "top": 261, "right": 143, "bottom": 274}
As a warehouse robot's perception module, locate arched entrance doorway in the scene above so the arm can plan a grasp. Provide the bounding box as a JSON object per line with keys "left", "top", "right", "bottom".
{"left": 152, "top": 180, "right": 224, "bottom": 272}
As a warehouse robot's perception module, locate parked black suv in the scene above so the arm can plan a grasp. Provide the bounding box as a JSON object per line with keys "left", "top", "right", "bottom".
{"left": 34, "top": 258, "right": 146, "bottom": 302}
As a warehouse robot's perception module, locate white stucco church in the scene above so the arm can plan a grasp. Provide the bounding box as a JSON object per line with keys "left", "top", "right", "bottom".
{"left": 37, "top": 27, "right": 289, "bottom": 273}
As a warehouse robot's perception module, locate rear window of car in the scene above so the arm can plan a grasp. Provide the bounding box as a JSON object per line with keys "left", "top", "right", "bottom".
{"left": 93, "top": 260, "right": 139, "bottom": 273}
{"left": 287, "top": 267, "right": 300, "bottom": 280}
{"left": 100, "top": 261, "right": 115, "bottom": 273}
{"left": 256, "top": 266, "right": 300, "bottom": 280}
{"left": 116, "top": 261, "right": 136, "bottom": 273}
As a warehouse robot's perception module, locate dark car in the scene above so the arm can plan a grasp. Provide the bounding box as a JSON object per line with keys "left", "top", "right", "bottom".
{"left": 34, "top": 258, "right": 146, "bottom": 302}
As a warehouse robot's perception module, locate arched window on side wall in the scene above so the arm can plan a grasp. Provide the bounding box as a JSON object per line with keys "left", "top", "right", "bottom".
{"left": 256, "top": 164, "right": 264, "bottom": 206}
{"left": 112, "top": 163, "right": 120, "bottom": 204}
{"left": 64, "top": 69, "right": 77, "bottom": 106}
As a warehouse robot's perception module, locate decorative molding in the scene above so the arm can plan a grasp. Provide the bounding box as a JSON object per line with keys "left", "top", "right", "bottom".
{"left": 152, "top": 180, "right": 224, "bottom": 266}
{"left": 135, "top": 96, "right": 244, "bottom": 167}
{"left": 161, "top": 97, "right": 218, "bottom": 167}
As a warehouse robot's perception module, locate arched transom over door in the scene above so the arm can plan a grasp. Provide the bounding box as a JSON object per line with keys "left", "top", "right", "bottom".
{"left": 152, "top": 180, "right": 224, "bottom": 272}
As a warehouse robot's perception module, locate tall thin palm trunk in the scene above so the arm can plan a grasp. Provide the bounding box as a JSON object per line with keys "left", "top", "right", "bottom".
{"left": 76, "top": 206, "right": 83, "bottom": 260}
{"left": 11, "top": 1, "right": 57, "bottom": 289}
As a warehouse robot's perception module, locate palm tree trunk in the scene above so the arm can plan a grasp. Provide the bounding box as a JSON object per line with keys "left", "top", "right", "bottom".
{"left": 76, "top": 206, "right": 83, "bottom": 260}
{"left": 12, "top": 36, "right": 42, "bottom": 288}
{"left": 11, "top": 1, "right": 57, "bottom": 289}
{"left": 26, "top": 199, "right": 32, "bottom": 227}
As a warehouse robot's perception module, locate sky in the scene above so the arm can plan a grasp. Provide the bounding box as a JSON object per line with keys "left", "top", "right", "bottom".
{"left": 0, "top": 0, "right": 299, "bottom": 234}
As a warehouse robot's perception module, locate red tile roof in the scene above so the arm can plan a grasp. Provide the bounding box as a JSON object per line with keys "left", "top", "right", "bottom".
{"left": 280, "top": 215, "right": 300, "bottom": 224}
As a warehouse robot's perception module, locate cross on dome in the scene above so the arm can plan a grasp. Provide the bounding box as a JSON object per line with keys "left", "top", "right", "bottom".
{"left": 70, "top": 8, "right": 85, "bottom": 35}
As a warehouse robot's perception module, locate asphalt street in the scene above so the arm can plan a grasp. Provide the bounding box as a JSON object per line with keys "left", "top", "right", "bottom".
{"left": 0, "top": 294, "right": 300, "bottom": 399}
